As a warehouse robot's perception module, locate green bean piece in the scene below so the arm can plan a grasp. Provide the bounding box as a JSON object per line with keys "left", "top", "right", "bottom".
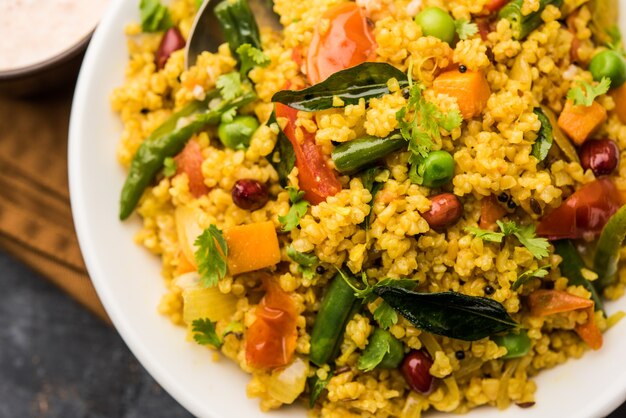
{"left": 218, "top": 115, "right": 259, "bottom": 149}
{"left": 499, "top": 0, "right": 564, "bottom": 40}
{"left": 594, "top": 205, "right": 626, "bottom": 291}
{"left": 310, "top": 273, "right": 360, "bottom": 366}
{"left": 214, "top": 0, "right": 262, "bottom": 60}
{"left": 553, "top": 240, "right": 604, "bottom": 312}
{"left": 493, "top": 330, "right": 531, "bottom": 359}
{"left": 119, "top": 91, "right": 256, "bottom": 220}
{"left": 357, "top": 328, "right": 405, "bottom": 372}
{"left": 331, "top": 133, "right": 406, "bottom": 174}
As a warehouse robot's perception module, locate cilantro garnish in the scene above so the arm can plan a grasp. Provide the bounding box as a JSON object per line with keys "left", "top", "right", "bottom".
{"left": 566, "top": 78, "right": 610, "bottom": 107}
{"left": 455, "top": 19, "right": 478, "bottom": 40}
{"left": 222, "top": 321, "right": 244, "bottom": 338}
{"left": 286, "top": 245, "right": 319, "bottom": 279}
{"left": 464, "top": 226, "right": 504, "bottom": 243}
{"left": 194, "top": 225, "right": 229, "bottom": 287}
{"left": 236, "top": 44, "right": 271, "bottom": 76}
{"left": 216, "top": 72, "right": 243, "bottom": 101}
{"left": 466, "top": 220, "right": 550, "bottom": 260}
{"left": 373, "top": 302, "right": 399, "bottom": 330}
{"left": 191, "top": 318, "right": 222, "bottom": 348}
{"left": 278, "top": 187, "right": 310, "bottom": 231}
{"left": 163, "top": 157, "right": 177, "bottom": 177}
{"left": 139, "top": 0, "right": 173, "bottom": 33}
{"left": 511, "top": 265, "right": 550, "bottom": 291}
{"left": 396, "top": 82, "right": 462, "bottom": 184}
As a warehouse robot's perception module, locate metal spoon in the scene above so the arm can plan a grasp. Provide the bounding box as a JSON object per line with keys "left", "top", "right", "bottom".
{"left": 185, "top": 0, "right": 281, "bottom": 69}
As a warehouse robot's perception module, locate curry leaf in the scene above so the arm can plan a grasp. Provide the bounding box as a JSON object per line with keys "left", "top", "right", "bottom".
{"left": 532, "top": 107, "right": 553, "bottom": 162}
{"left": 272, "top": 63, "right": 409, "bottom": 111}
{"left": 373, "top": 286, "right": 518, "bottom": 341}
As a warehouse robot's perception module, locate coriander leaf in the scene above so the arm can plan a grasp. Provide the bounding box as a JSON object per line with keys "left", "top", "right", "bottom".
{"left": 465, "top": 226, "right": 505, "bottom": 243}
{"left": 513, "top": 224, "right": 550, "bottom": 260}
{"left": 220, "top": 107, "right": 237, "bottom": 123}
{"left": 279, "top": 187, "right": 310, "bottom": 231}
{"left": 194, "top": 225, "right": 229, "bottom": 287}
{"left": 494, "top": 220, "right": 550, "bottom": 259}
{"left": 511, "top": 265, "right": 550, "bottom": 291}
{"left": 455, "top": 19, "right": 478, "bottom": 40}
{"left": 308, "top": 367, "right": 334, "bottom": 408}
{"left": 396, "top": 82, "right": 462, "bottom": 177}
{"left": 192, "top": 318, "right": 222, "bottom": 348}
{"left": 222, "top": 321, "right": 244, "bottom": 337}
{"left": 236, "top": 44, "right": 271, "bottom": 76}
{"left": 216, "top": 72, "right": 243, "bottom": 101}
{"left": 357, "top": 336, "right": 390, "bottom": 372}
{"left": 286, "top": 245, "right": 319, "bottom": 279}
{"left": 139, "top": 0, "right": 173, "bottom": 32}
{"left": 373, "top": 302, "right": 398, "bottom": 329}
{"left": 566, "top": 78, "right": 610, "bottom": 107}
{"left": 163, "top": 157, "right": 177, "bottom": 177}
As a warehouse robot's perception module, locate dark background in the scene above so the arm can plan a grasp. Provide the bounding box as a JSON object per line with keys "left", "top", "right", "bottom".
{"left": 1, "top": 249, "right": 626, "bottom": 418}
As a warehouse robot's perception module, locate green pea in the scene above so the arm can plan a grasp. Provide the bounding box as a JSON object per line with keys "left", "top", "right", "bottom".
{"left": 419, "top": 150, "right": 455, "bottom": 188}
{"left": 414, "top": 7, "right": 456, "bottom": 45}
{"left": 589, "top": 50, "right": 626, "bottom": 88}
{"left": 217, "top": 115, "right": 259, "bottom": 149}
{"left": 493, "top": 330, "right": 531, "bottom": 359}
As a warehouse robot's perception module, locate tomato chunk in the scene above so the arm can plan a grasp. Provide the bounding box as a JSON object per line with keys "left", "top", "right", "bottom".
{"left": 275, "top": 103, "right": 342, "bottom": 204}
{"left": 307, "top": 2, "right": 377, "bottom": 85}
{"left": 246, "top": 275, "right": 298, "bottom": 369}
{"left": 174, "top": 140, "right": 209, "bottom": 198}
{"left": 536, "top": 178, "right": 623, "bottom": 240}
{"left": 479, "top": 195, "right": 507, "bottom": 230}
{"left": 484, "top": 0, "right": 509, "bottom": 12}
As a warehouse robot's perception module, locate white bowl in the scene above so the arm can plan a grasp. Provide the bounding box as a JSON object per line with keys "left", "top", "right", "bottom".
{"left": 69, "top": 1, "right": 626, "bottom": 417}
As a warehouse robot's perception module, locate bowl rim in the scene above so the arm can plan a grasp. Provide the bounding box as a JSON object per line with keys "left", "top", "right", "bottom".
{"left": 0, "top": 31, "right": 93, "bottom": 80}
{"left": 68, "top": 0, "right": 626, "bottom": 417}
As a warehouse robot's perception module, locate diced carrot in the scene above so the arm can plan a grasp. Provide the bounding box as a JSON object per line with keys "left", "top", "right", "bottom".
{"left": 224, "top": 221, "right": 281, "bottom": 275}
{"left": 175, "top": 250, "right": 197, "bottom": 276}
{"left": 557, "top": 100, "right": 607, "bottom": 146}
{"left": 611, "top": 83, "right": 626, "bottom": 124}
{"left": 479, "top": 195, "right": 507, "bottom": 230}
{"left": 575, "top": 307, "right": 603, "bottom": 350}
{"left": 433, "top": 70, "right": 491, "bottom": 120}
{"left": 528, "top": 289, "right": 594, "bottom": 317}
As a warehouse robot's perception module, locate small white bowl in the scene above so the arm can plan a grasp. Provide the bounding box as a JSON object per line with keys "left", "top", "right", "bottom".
{"left": 69, "top": 1, "right": 626, "bottom": 417}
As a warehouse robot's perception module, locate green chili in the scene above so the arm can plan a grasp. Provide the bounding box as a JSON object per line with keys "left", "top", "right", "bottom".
{"left": 499, "top": 0, "right": 564, "bottom": 40}
{"left": 214, "top": 0, "right": 262, "bottom": 59}
{"left": 119, "top": 90, "right": 256, "bottom": 220}
{"left": 553, "top": 240, "right": 604, "bottom": 312}
{"left": 331, "top": 133, "right": 406, "bottom": 174}
{"left": 493, "top": 330, "right": 531, "bottom": 359}
{"left": 310, "top": 273, "right": 360, "bottom": 366}
{"left": 594, "top": 205, "right": 626, "bottom": 291}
